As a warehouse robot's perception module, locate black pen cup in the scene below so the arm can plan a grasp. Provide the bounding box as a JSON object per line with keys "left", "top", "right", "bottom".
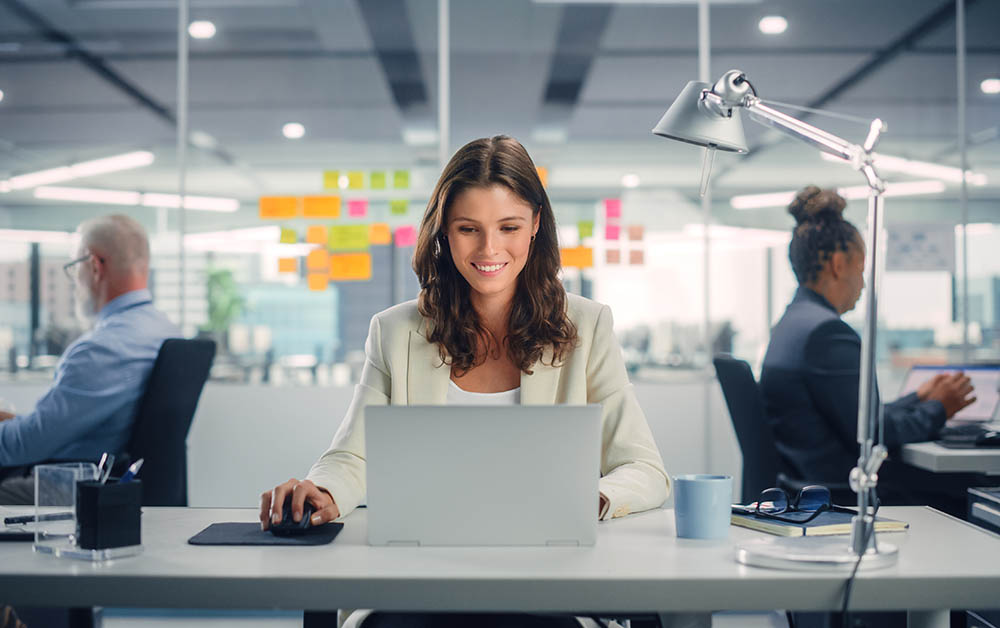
{"left": 75, "top": 480, "right": 142, "bottom": 550}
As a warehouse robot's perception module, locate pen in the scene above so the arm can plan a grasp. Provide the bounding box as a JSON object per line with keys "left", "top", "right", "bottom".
{"left": 4, "top": 512, "right": 74, "bottom": 525}
{"left": 118, "top": 458, "right": 144, "bottom": 483}
{"left": 100, "top": 453, "right": 116, "bottom": 484}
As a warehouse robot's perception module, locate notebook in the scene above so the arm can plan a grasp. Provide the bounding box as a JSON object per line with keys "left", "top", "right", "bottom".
{"left": 730, "top": 507, "right": 908, "bottom": 537}
{"left": 364, "top": 405, "right": 601, "bottom": 546}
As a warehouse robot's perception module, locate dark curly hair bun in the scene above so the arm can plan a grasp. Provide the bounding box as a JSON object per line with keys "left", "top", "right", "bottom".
{"left": 787, "top": 185, "right": 847, "bottom": 225}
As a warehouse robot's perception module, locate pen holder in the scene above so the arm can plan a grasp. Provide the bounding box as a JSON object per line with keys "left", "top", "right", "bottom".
{"left": 75, "top": 480, "right": 142, "bottom": 551}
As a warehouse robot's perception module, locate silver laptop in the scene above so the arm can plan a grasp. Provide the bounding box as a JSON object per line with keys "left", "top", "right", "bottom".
{"left": 365, "top": 405, "right": 601, "bottom": 546}
{"left": 899, "top": 365, "right": 1000, "bottom": 422}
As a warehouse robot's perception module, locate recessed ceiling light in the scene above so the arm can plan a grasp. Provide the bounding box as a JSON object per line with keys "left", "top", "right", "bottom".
{"left": 282, "top": 122, "right": 305, "bottom": 139}
{"left": 758, "top": 15, "right": 787, "bottom": 35}
{"left": 188, "top": 20, "right": 216, "bottom": 40}
{"left": 622, "top": 173, "right": 640, "bottom": 188}
{"left": 981, "top": 78, "right": 1000, "bottom": 95}
{"left": 338, "top": 175, "right": 349, "bottom": 189}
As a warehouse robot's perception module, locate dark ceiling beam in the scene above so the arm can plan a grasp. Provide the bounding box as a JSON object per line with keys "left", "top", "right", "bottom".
{"left": 356, "top": 0, "right": 427, "bottom": 112}
{"left": 542, "top": 4, "right": 613, "bottom": 107}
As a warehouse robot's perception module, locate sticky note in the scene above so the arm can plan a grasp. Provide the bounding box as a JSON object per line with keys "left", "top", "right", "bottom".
{"left": 606, "top": 249, "right": 621, "bottom": 265}
{"left": 307, "top": 273, "right": 328, "bottom": 291}
{"left": 604, "top": 198, "right": 622, "bottom": 219}
{"left": 307, "top": 248, "right": 330, "bottom": 272}
{"left": 629, "top": 250, "right": 645, "bottom": 265}
{"left": 390, "top": 199, "right": 409, "bottom": 215}
{"left": 330, "top": 253, "right": 372, "bottom": 281}
{"left": 560, "top": 246, "right": 594, "bottom": 269}
{"left": 303, "top": 196, "right": 341, "bottom": 219}
{"left": 369, "top": 223, "right": 391, "bottom": 245}
{"left": 348, "top": 171, "right": 364, "bottom": 189}
{"left": 279, "top": 228, "right": 297, "bottom": 244}
{"left": 536, "top": 166, "right": 548, "bottom": 188}
{"left": 370, "top": 171, "right": 387, "bottom": 190}
{"left": 328, "top": 225, "right": 369, "bottom": 251}
{"left": 323, "top": 170, "right": 340, "bottom": 190}
{"left": 348, "top": 199, "right": 368, "bottom": 218}
{"left": 394, "top": 225, "right": 417, "bottom": 247}
{"left": 277, "top": 258, "right": 297, "bottom": 273}
{"left": 306, "top": 225, "right": 328, "bottom": 245}
{"left": 259, "top": 196, "right": 298, "bottom": 219}
{"left": 578, "top": 221, "right": 594, "bottom": 240}
{"left": 605, "top": 224, "right": 620, "bottom": 240}
{"left": 393, "top": 170, "right": 410, "bottom": 189}
{"left": 627, "top": 225, "right": 644, "bottom": 241}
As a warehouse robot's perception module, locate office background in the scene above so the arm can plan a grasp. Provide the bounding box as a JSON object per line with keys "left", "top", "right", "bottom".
{"left": 1, "top": 0, "right": 999, "bottom": 507}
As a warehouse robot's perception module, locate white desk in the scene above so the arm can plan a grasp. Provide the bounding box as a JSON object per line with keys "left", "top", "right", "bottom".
{"left": 900, "top": 442, "right": 1000, "bottom": 474}
{"left": 1, "top": 507, "right": 999, "bottom": 627}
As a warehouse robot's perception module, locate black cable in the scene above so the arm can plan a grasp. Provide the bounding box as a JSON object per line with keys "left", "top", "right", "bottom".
{"left": 841, "top": 489, "right": 880, "bottom": 628}
{"left": 733, "top": 73, "right": 758, "bottom": 97}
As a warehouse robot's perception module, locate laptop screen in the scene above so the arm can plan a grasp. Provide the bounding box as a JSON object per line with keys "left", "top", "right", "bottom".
{"left": 899, "top": 365, "right": 1000, "bottom": 422}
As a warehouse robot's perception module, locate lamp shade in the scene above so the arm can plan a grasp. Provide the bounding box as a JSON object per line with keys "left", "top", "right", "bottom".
{"left": 652, "top": 81, "right": 748, "bottom": 153}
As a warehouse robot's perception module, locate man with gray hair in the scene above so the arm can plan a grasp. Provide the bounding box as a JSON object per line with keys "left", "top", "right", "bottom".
{"left": 0, "top": 214, "right": 180, "bottom": 503}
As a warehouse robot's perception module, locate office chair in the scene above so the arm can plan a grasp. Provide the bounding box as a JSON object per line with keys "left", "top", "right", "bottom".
{"left": 125, "top": 338, "right": 216, "bottom": 507}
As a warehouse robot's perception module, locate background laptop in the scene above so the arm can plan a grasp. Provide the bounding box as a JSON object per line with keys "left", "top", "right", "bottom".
{"left": 899, "top": 364, "right": 1000, "bottom": 422}
{"left": 365, "top": 405, "right": 600, "bottom": 547}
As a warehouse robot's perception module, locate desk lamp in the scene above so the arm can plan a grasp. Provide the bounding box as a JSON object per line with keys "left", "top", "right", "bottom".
{"left": 654, "top": 69, "right": 897, "bottom": 570}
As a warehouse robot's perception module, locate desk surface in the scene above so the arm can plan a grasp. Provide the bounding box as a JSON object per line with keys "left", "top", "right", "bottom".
{"left": 1, "top": 507, "right": 999, "bottom": 614}
{"left": 900, "top": 441, "right": 1000, "bottom": 474}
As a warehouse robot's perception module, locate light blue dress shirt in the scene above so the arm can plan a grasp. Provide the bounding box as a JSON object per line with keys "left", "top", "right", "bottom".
{"left": 0, "top": 289, "right": 180, "bottom": 467}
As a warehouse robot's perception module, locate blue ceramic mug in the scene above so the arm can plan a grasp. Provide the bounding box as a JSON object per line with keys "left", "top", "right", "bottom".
{"left": 673, "top": 474, "right": 733, "bottom": 539}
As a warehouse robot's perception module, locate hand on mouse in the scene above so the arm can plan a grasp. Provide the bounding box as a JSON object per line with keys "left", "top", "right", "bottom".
{"left": 925, "top": 371, "right": 977, "bottom": 419}
{"left": 259, "top": 478, "right": 340, "bottom": 531}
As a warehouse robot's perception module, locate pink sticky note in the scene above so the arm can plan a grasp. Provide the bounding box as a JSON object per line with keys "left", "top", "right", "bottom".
{"left": 348, "top": 199, "right": 368, "bottom": 218}
{"left": 605, "top": 224, "right": 620, "bottom": 240}
{"left": 604, "top": 199, "right": 622, "bottom": 219}
{"left": 395, "top": 225, "right": 417, "bottom": 247}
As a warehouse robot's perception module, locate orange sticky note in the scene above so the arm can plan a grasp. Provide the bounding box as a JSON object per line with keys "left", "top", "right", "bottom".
{"left": 259, "top": 196, "right": 298, "bottom": 219}
{"left": 303, "top": 196, "right": 341, "bottom": 219}
{"left": 629, "top": 250, "right": 645, "bottom": 265}
{"left": 306, "top": 225, "right": 328, "bottom": 245}
{"left": 606, "top": 249, "right": 621, "bottom": 265}
{"left": 627, "top": 225, "right": 644, "bottom": 241}
{"left": 560, "top": 246, "right": 594, "bottom": 269}
{"left": 330, "top": 253, "right": 372, "bottom": 281}
{"left": 369, "top": 223, "right": 391, "bottom": 245}
{"left": 536, "top": 166, "right": 548, "bottom": 188}
{"left": 277, "top": 257, "right": 297, "bottom": 273}
{"left": 307, "top": 273, "right": 328, "bottom": 291}
{"left": 307, "top": 248, "right": 330, "bottom": 272}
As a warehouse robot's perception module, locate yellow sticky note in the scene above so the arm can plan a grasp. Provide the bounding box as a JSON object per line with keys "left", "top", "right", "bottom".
{"left": 330, "top": 253, "right": 372, "bottom": 281}
{"left": 370, "top": 171, "right": 387, "bottom": 190}
{"left": 393, "top": 170, "right": 410, "bottom": 189}
{"left": 306, "top": 225, "right": 328, "bottom": 245}
{"left": 536, "top": 166, "right": 548, "bottom": 188}
{"left": 328, "top": 225, "right": 369, "bottom": 251}
{"left": 369, "top": 223, "right": 391, "bottom": 245}
{"left": 277, "top": 258, "right": 297, "bottom": 273}
{"left": 323, "top": 170, "right": 340, "bottom": 190}
{"left": 259, "top": 196, "right": 298, "bottom": 219}
{"left": 560, "top": 246, "right": 594, "bottom": 269}
{"left": 348, "top": 171, "right": 364, "bottom": 189}
{"left": 303, "top": 196, "right": 341, "bottom": 219}
{"left": 390, "top": 199, "right": 409, "bottom": 215}
{"left": 279, "top": 228, "right": 297, "bottom": 244}
{"left": 307, "top": 273, "right": 328, "bottom": 291}
{"left": 307, "top": 248, "right": 330, "bottom": 272}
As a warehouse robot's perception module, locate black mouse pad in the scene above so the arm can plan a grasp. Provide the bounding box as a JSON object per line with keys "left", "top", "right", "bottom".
{"left": 188, "top": 522, "right": 344, "bottom": 546}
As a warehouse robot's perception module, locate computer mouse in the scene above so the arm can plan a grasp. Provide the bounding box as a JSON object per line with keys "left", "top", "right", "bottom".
{"left": 270, "top": 497, "right": 315, "bottom": 536}
{"left": 975, "top": 430, "right": 1000, "bottom": 448}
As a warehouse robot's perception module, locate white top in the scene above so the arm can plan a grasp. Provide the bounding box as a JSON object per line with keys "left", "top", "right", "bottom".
{"left": 446, "top": 379, "right": 520, "bottom": 405}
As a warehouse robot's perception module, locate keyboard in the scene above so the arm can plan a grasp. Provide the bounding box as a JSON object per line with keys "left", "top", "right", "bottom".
{"left": 938, "top": 423, "right": 990, "bottom": 440}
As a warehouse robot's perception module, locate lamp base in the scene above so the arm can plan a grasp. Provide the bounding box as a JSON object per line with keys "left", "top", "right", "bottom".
{"left": 735, "top": 535, "right": 898, "bottom": 571}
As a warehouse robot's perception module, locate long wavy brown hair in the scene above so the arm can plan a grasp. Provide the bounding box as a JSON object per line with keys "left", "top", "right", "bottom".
{"left": 413, "top": 135, "right": 578, "bottom": 376}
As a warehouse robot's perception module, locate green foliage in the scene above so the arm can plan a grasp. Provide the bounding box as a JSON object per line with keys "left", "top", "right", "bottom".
{"left": 202, "top": 268, "right": 244, "bottom": 333}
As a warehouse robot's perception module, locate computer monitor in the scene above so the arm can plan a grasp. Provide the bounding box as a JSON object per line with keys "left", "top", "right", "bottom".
{"left": 899, "top": 365, "right": 1000, "bottom": 422}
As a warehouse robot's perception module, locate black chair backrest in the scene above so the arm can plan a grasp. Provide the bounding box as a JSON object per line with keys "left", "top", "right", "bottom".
{"left": 126, "top": 338, "right": 215, "bottom": 506}
{"left": 713, "top": 355, "right": 780, "bottom": 503}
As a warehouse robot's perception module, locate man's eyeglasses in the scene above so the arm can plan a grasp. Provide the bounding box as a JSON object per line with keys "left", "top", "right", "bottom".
{"left": 63, "top": 253, "right": 103, "bottom": 280}
{"left": 746, "top": 485, "right": 833, "bottom": 524}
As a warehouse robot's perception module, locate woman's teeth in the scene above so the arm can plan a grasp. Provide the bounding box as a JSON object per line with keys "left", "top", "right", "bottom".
{"left": 474, "top": 263, "right": 505, "bottom": 272}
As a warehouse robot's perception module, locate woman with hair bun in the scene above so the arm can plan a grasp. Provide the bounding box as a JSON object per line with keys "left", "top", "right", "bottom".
{"left": 760, "top": 185, "right": 975, "bottom": 506}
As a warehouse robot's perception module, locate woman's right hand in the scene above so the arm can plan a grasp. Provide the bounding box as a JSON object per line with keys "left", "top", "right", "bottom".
{"left": 259, "top": 478, "right": 340, "bottom": 531}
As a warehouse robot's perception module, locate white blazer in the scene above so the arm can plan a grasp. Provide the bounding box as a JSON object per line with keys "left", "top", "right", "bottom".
{"left": 306, "top": 293, "right": 670, "bottom": 521}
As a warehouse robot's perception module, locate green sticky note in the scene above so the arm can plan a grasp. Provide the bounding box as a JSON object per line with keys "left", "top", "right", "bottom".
{"left": 348, "top": 171, "right": 364, "bottom": 190}
{"left": 323, "top": 170, "right": 340, "bottom": 190}
{"left": 390, "top": 199, "right": 409, "bottom": 215}
{"left": 393, "top": 170, "right": 410, "bottom": 189}
{"left": 328, "top": 224, "right": 370, "bottom": 252}
{"left": 370, "top": 171, "right": 387, "bottom": 190}
{"left": 280, "top": 227, "right": 297, "bottom": 244}
{"left": 578, "top": 221, "right": 594, "bottom": 240}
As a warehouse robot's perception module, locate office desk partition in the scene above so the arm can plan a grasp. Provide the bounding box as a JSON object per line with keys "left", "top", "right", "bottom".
{"left": 1, "top": 507, "right": 999, "bottom": 628}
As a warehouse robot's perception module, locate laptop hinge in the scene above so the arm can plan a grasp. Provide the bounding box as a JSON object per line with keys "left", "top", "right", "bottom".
{"left": 545, "top": 539, "right": 580, "bottom": 547}
{"left": 386, "top": 540, "right": 421, "bottom": 547}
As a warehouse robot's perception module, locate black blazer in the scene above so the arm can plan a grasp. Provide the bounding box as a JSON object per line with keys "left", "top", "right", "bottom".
{"left": 760, "top": 287, "right": 946, "bottom": 483}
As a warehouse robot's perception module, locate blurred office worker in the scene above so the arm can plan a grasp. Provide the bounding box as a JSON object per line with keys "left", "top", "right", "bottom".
{"left": 760, "top": 187, "right": 975, "bottom": 503}
{"left": 0, "top": 214, "right": 179, "bottom": 504}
